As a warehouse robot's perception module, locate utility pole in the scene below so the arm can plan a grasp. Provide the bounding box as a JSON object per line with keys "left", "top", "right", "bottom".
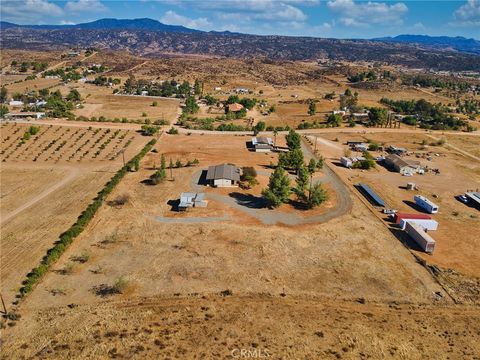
{"left": 121, "top": 149, "right": 125, "bottom": 167}
{"left": 0, "top": 292, "right": 7, "bottom": 314}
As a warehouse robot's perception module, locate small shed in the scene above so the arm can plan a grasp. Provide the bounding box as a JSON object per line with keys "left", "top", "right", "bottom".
{"left": 178, "top": 192, "right": 207, "bottom": 210}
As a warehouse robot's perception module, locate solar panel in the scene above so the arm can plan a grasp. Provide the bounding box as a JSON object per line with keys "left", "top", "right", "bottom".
{"left": 357, "top": 183, "right": 386, "bottom": 207}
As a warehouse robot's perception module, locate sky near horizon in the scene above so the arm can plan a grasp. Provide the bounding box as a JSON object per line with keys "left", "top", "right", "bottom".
{"left": 1, "top": 0, "right": 479, "bottom": 39}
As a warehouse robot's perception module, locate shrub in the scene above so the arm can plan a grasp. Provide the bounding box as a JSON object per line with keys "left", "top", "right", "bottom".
{"left": 167, "top": 127, "right": 179, "bottom": 135}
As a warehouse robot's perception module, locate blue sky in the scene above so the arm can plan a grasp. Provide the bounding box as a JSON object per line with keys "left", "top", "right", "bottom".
{"left": 1, "top": 0, "right": 479, "bottom": 39}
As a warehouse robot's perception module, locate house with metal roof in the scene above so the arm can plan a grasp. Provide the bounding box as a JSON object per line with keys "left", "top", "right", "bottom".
{"left": 178, "top": 192, "right": 207, "bottom": 211}
{"left": 206, "top": 164, "right": 241, "bottom": 187}
{"left": 384, "top": 154, "right": 421, "bottom": 175}
{"left": 465, "top": 192, "right": 480, "bottom": 209}
{"left": 251, "top": 137, "right": 273, "bottom": 152}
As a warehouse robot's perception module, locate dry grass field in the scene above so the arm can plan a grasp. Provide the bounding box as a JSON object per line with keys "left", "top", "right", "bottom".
{"left": 0, "top": 122, "right": 148, "bottom": 305}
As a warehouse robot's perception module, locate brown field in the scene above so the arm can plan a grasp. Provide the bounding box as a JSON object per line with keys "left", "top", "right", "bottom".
{"left": 46, "top": 82, "right": 181, "bottom": 122}
{"left": 0, "top": 123, "right": 148, "bottom": 305}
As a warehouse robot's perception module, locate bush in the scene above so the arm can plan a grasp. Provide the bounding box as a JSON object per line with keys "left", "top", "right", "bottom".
{"left": 167, "top": 127, "right": 179, "bottom": 135}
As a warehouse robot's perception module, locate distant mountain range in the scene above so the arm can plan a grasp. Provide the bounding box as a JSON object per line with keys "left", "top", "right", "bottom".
{"left": 1, "top": 18, "right": 479, "bottom": 71}
{"left": 374, "top": 34, "right": 480, "bottom": 55}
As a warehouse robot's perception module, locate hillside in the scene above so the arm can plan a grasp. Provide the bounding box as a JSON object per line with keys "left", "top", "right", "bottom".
{"left": 1, "top": 26, "right": 480, "bottom": 71}
{"left": 374, "top": 34, "right": 480, "bottom": 55}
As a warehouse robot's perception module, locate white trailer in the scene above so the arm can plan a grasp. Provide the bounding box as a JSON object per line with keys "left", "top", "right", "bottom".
{"left": 399, "top": 218, "right": 438, "bottom": 231}
{"left": 414, "top": 195, "right": 439, "bottom": 214}
{"left": 405, "top": 221, "right": 436, "bottom": 253}
{"left": 340, "top": 157, "right": 353, "bottom": 168}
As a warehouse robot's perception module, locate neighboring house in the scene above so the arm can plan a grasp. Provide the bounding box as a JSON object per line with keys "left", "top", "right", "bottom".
{"left": 6, "top": 112, "right": 46, "bottom": 120}
{"left": 206, "top": 164, "right": 241, "bottom": 187}
{"left": 178, "top": 192, "right": 207, "bottom": 210}
{"left": 385, "top": 154, "right": 421, "bottom": 175}
{"left": 214, "top": 87, "right": 222, "bottom": 91}
{"left": 227, "top": 103, "right": 244, "bottom": 112}
{"left": 252, "top": 137, "right": 273, "bottom": 152}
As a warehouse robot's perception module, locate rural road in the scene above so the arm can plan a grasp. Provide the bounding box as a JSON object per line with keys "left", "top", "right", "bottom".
{"left": 1, "top": 167, "right": 80, "bottom": 225}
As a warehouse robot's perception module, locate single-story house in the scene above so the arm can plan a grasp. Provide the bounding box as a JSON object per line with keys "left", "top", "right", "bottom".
{"left": 340, "top": 156, "right": 353, "bottom": 168}
{"left": 6, "top": 112, "right": 46, "bottom": 120}
{"left": 178, "top": 192, "right": 207, "bottom": 210}
{"left": 206, "top": 164, "right": 241, "bottom": 187}
{"left": 227, "top": 103, "right": 244, "bottom": 112}
{"left": 384, "top": 154, "right": 421, "bottom": 174}
{"left": 252, "top": 137, "right": 273, "bottom": 152}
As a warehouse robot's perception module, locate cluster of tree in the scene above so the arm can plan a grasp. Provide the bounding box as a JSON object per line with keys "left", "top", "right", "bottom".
{"left": 202, "top": 94, "right": 219, "bottom": 106}
{"left": 140, "top": 124, "right": 160, "bottom": 136}
{"left": 262, "top": 152, "right": 327, "bottom": 209}
{"left": 123, "top": 77, "right": 194, "bottom": 98}
{"left": 43, "top": 66, "right": 82, "bottom": 82}
{"left": 183, "top": 96, "right": 199, "bottom": 115}
{"left": 339, "top": 88, "right": 359, "bottom": 111}
{"left": 308, "top": 101, "right": 316, "bottom": 116}
{"left": 226, "top": 95, "right": 257, "bottom": 110}
{"left": 380, "top": 98, "right": 467, "bottom": 130}
{"left": 401, "top": 75, "right": 473, "bottom": 92}
{"left": 347, "top": 70, "right": 377, "bottom": 83}
{"left": 19, "top": 139, "right": 156, "bottom": 297}
{"left": 11, "top": 60, "right": 48, "bottom": 73}
{"left": 150, "top": 154, "right": 167, "bottom": 184}
{"left": 44, "top": 89, "right": 82, "bottom": 119}
{"left": 352, "top": 151, "right": 376, "bottom": 170}
{"left": 326, "top": 113, "right": 343, "bottom": 127}
{"left": 455, "top": 99, "right": 480, "bottom": 115}
{"left": 91, "top": 76, "right": 120, "bottom": 86}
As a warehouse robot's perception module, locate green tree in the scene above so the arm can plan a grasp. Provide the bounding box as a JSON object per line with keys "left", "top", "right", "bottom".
{"left": 261, "top": 166, "right": 291, "bottom": 208}
{"left": 278, "top": 148, "right": 303, "bottom": 173}
{"left": 194, "top": 79, "right": 202, "bottom": 96}
{"left": 308, "top": 101, "right": 316, "bottom": 116}
{"left": 241, "top": 166, "right": 258, "bottom": 188}
{"left": 66, "top": 89, "right": 81, "bottom": 102}
{"left": 254, "top": 121, "right": 266, "bottom": 133}
{"left": 0, "top": 105, "right": 9, "bottom": 118}
{"left": 150, "top": 168, "right": 166, "bottom": 184}
{"left": 178, "top": 81, "right": 191, "bottom": 97}
{"left": 326, "top": 113, "right": 342, "bottom": 127}
{"left": 307, "top": 182, "right": 328, "bottom": 209}
{"left": 184, "top": 96, "right": 199, "bottom": 114}
{"left": 294, "top": 165, "right": 309, "bottom": 201}
{"left": 285, "top": 129, "right": 301, "bottom": 150}
{"left": 307, "top": 158, "right": 317, "bottom": 174}
{"left": 0, "top": 87, "right": 7, "bottom": 103}
{"left": 160, "top": 154, "right": 166, "bottom": 170}
{"left": 368, "top": 107, "right": 388, "bottom": 126}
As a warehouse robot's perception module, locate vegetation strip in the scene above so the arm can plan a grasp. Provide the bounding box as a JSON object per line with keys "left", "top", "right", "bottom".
{"left": 17, "top": 139, "right": 157, "bottom": 299}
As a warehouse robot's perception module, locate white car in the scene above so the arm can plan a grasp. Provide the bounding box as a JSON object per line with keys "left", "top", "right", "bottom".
{"left": 383, "top": 209, "right": 398, "bottom": 214}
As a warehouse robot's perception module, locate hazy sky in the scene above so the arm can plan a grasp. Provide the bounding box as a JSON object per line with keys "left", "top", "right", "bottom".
{"left": 1, "top": 0, "right": 479, "bottom": 39}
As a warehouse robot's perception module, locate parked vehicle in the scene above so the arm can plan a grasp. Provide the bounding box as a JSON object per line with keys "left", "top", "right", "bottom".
{"left": 456, "top": 195, "right": 468, "bottom": 204}
{"left": 383, "top": 209, "right": 397, "bottom": 214}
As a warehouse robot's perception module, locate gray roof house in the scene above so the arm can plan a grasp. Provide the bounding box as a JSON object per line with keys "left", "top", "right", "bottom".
{"left": 206, "top": 164, "right": 241, "bottom": 187}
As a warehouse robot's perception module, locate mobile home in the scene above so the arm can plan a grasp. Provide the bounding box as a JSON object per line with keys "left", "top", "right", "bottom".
{"left": 414, "top": 195, "right": 439, "bottom": 214}
{"left": 404, "top": 221, "right": 436, "bottom": 253}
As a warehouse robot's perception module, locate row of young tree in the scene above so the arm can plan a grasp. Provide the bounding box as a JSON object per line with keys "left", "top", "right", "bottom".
{"left": 262, "top": 130, "right": 327, "bottom": 209}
